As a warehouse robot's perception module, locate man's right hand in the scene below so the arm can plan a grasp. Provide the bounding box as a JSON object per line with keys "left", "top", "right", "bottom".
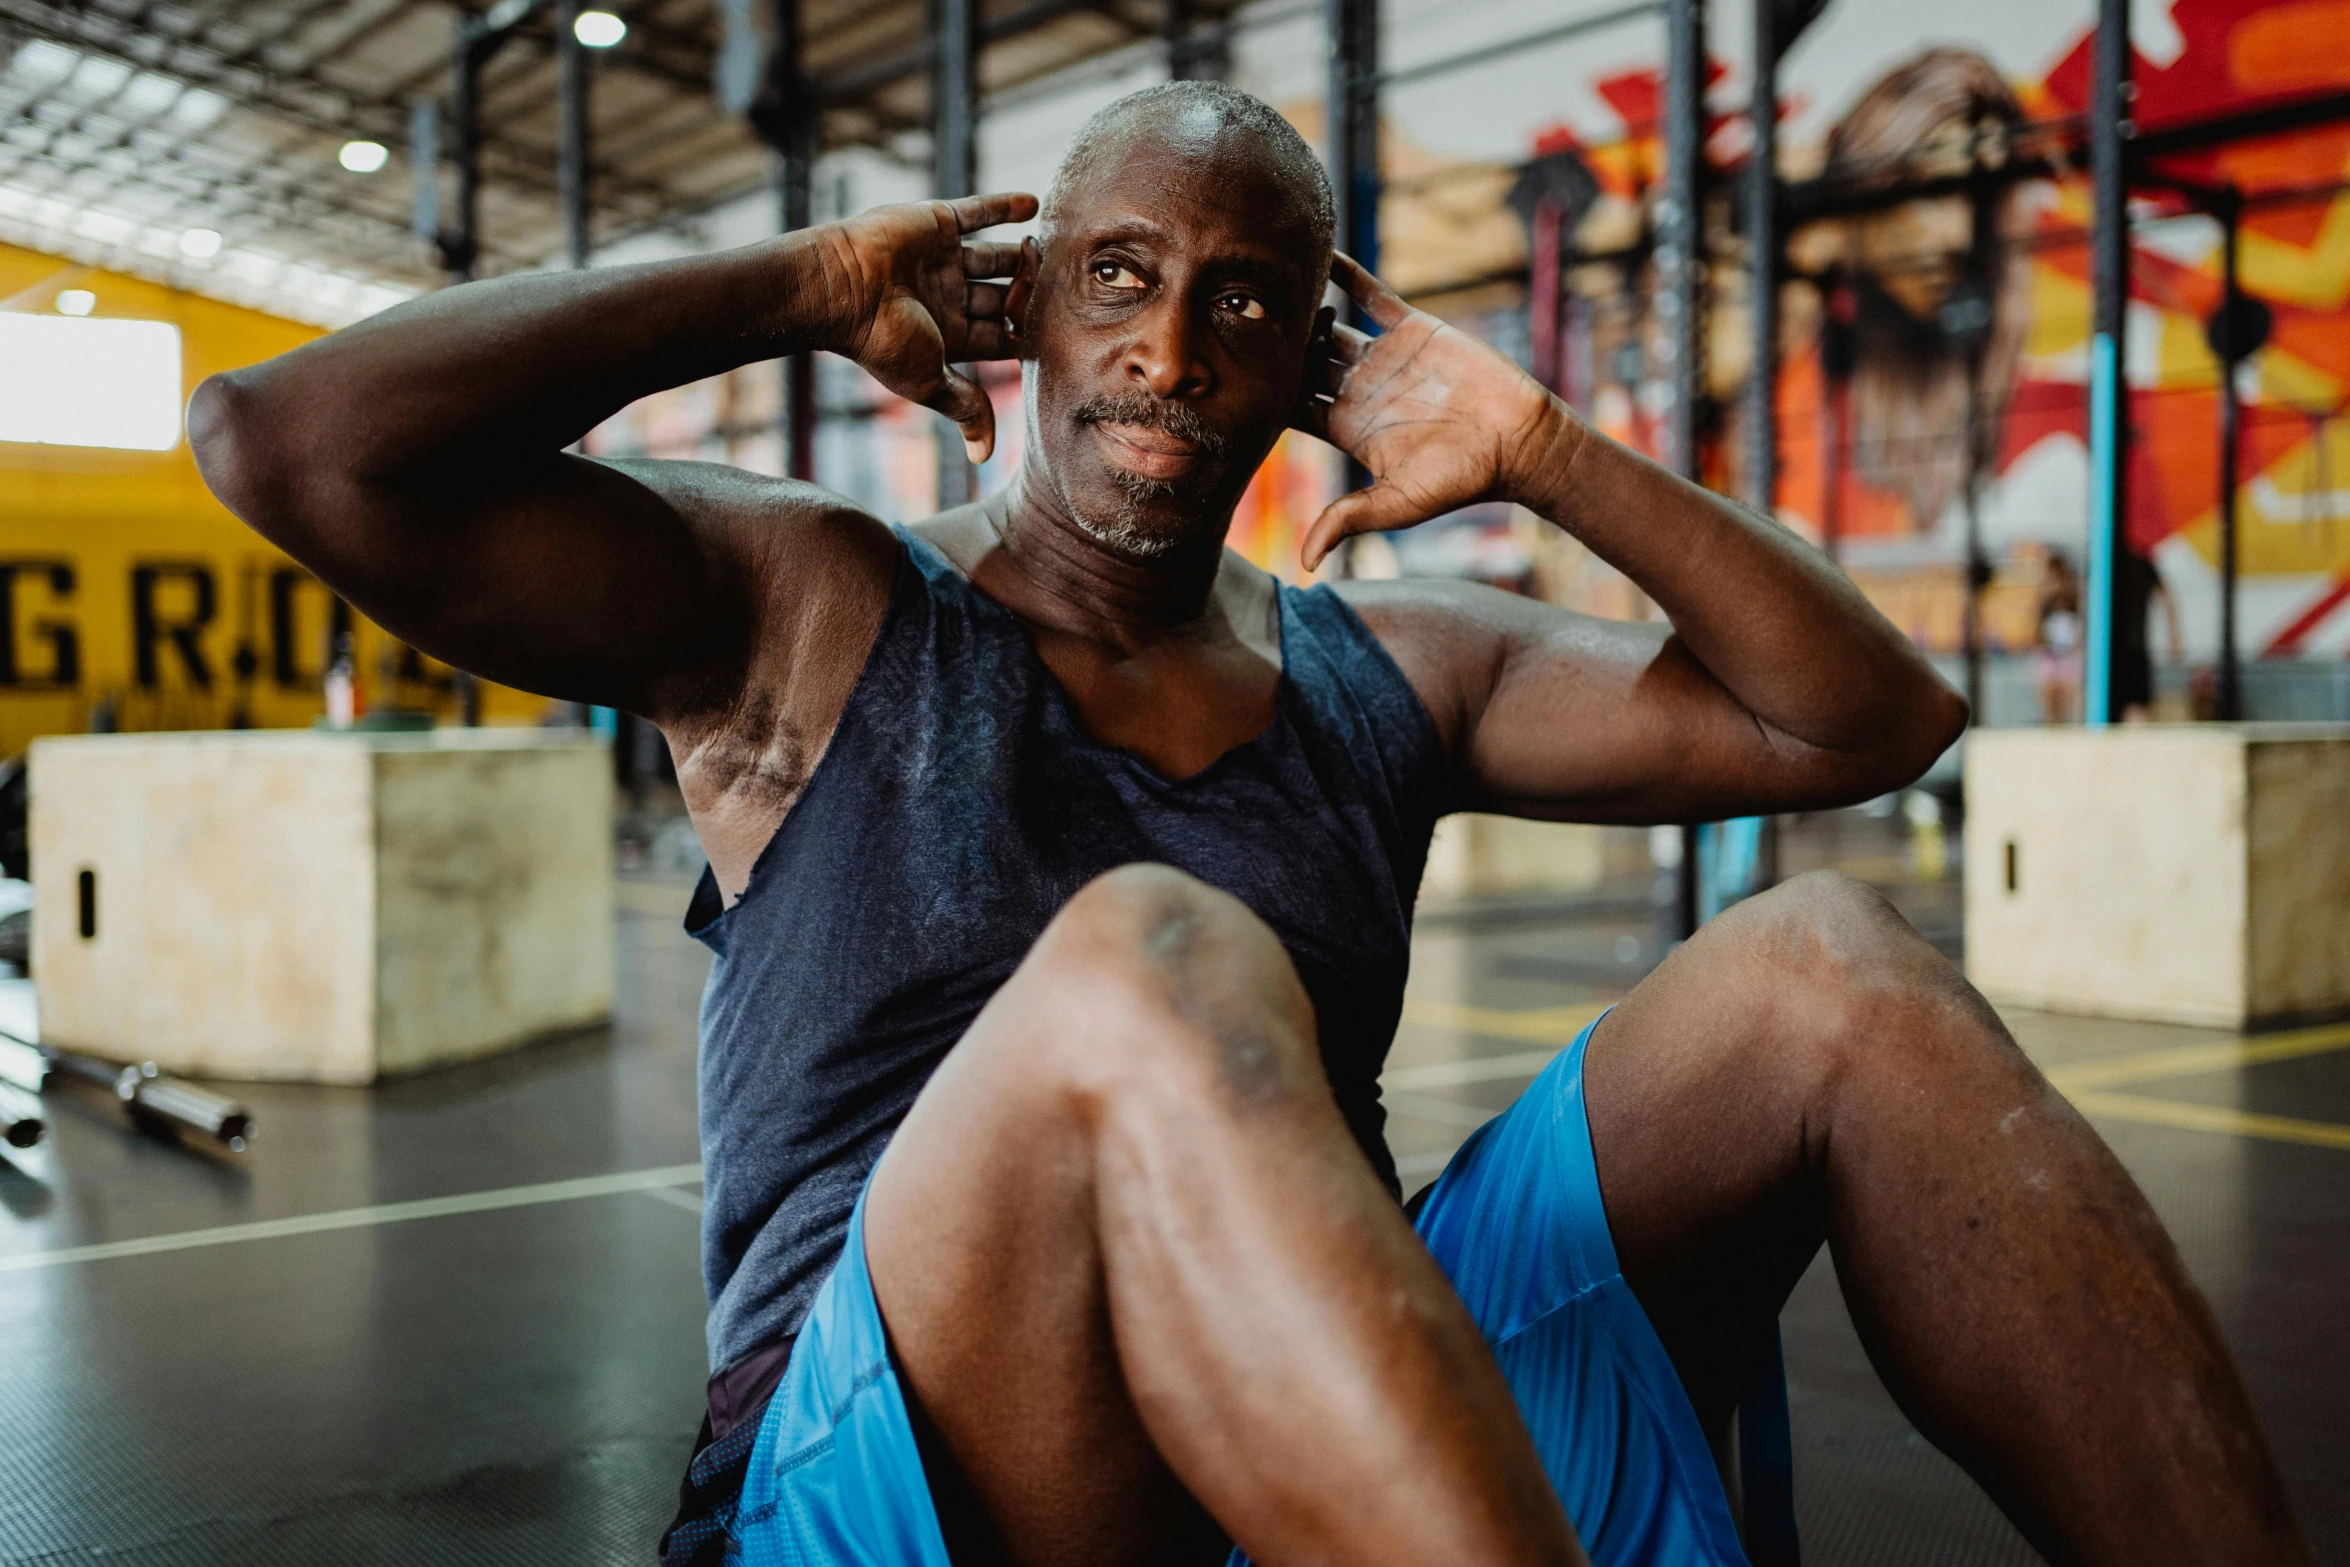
{"left": 823, "top": 193, "right": 1038, "bottom": 466}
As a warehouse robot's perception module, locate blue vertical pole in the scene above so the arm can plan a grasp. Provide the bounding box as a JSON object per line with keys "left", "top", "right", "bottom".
{"left": 2085, "top": 0, "right": 2131, "bottom": 728}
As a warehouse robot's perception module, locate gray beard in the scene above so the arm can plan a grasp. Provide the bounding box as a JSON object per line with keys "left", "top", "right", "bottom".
{"left": 1066, "top": 469, "right": 1189, "bottom": 560}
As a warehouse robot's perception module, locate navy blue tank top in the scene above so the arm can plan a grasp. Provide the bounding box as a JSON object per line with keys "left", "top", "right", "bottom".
{"left": 685, "top": 530, "right": 1448, "bottom": 1370}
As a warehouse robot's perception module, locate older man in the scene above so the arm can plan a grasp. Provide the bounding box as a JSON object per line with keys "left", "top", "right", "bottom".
{"left": 192, "top": 82, "right": 2305, "bottom": 1567}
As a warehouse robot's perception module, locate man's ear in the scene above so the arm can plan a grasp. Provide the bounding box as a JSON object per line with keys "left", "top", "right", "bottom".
{"left": 1290, "top": 303, "right": 1339, "bottom": 434}
{"left": 1004, "top": 237, "right": 1041, "bottom": 362}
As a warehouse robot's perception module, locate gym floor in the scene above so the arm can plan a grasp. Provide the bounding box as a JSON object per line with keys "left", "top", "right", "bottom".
{"left": 0, "top": 813, "right": 2343, "bottom": 1565}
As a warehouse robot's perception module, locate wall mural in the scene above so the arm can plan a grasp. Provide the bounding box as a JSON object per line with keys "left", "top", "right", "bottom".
{"left": 1228, "top": 0, "right": 2350, "bottom": 701}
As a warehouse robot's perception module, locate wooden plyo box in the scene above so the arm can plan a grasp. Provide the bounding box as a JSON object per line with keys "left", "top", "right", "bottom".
{"left": 1963, "top": 724, "right": 2350, "bottom": 1028}
{"left": 1421, "top": 814, "right": 1606, "bottom": 905}
{"left": 30, "top": 729, "right": 614, "bottom": 1083}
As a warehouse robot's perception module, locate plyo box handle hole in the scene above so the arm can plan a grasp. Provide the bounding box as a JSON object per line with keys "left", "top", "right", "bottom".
{"left": 2003, "top": 840, "right": 2019, "bottom": 896}
{"left": 77, "top": 867, "right": 96, "bottom": 939}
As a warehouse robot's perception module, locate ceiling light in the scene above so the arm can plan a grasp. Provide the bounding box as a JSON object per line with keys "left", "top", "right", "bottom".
{"left": 573, "top": 11, "right": 627, "bottom": 47}
{"left": 170, "top": 88, "right": 228, "bottom": 128}
{"left": 338, "top": 139, "right": 389, "bottom": 173}
{"left": 67, "top": 55, "right": 130, "bottom": 98}
{"left": 121, "top": 71, "right": 181, "bottom": 116}
{"left": 55, "top": 290, "right": 96, "bottom": 316}
{"left": 8, "top": 41, "right": 79, "bottom": 83}
{"left": 179, "top": 227, "right": 222, "bottom": 259}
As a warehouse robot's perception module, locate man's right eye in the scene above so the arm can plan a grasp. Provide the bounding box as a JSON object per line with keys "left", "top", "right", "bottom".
{"left": 1092, "top": 263, "right": 1144, "bottom": 290}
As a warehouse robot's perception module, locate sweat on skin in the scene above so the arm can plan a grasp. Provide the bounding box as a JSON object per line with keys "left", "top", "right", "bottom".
{"left": 184, "top": 80, "right": 2309, "bottom": 1567}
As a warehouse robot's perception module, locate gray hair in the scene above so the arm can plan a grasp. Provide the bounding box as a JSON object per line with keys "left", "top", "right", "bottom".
{"left": 1041, "top": 81, "right": 1337, "bottom": 273}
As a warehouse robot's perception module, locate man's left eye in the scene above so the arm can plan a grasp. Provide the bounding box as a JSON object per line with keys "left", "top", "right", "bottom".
{"left": 1219, "top": 293, "right": 1267, "bottom": 321}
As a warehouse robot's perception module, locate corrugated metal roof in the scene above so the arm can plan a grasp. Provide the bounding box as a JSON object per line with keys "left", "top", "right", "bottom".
{"left": 0, "top": 0, "right": 1242, "bottom": 323}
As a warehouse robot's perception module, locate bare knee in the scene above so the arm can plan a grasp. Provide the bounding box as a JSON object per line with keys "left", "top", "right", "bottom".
{"left": 1712, "top": 870, "right": 2009, "bottom": 1091}
{"left": 1733, "top": 870, "right": 1938, "bottom": 974}
{"left": 1000, "top": 864, "right": 1322, "bottom": 1116}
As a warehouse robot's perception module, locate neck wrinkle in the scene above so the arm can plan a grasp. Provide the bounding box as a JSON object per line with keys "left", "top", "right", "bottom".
{"left": 981, "top": 469, "right": 1233, "bottom": 650}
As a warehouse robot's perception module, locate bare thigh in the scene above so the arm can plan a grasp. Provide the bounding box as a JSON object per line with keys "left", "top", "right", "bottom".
{"left": 859, "top": 864, "right": 1579, "bottom": 1567}
{"left": 860, "top": 879, "right": 1255, "bottom": 1566}
{"left": 1577, "top": 871, "right": 2306, "bottom": 1565}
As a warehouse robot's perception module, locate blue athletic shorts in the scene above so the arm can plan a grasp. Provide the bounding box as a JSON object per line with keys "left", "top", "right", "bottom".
{"left": 727, "top": 1016, "right": 1748, "bottom": 1566}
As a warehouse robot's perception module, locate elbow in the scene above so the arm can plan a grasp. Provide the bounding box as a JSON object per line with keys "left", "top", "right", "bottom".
{"left": 1864, "top": 673, "right": 1969, "bottom": 797}
{"left": 188, "top": 371, "right": 282, "bottom": 527}
{"left": 1926, "top": 679, "right": 1971, "bottom": 758}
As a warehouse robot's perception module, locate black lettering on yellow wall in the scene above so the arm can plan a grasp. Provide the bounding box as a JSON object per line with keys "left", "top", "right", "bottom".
{"left": 267, "top": 567, "right": 351, "bottom": 689}
{"left": 131, "top": 562, "right": 217, "bottom": 689}
{"left": 0, "top": 561, "right": 80, "bottom": 689}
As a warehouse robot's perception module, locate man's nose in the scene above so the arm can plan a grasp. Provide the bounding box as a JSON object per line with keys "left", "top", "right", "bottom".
{"left": 1123, "top": 296, "right": 1212, "bottom": 401}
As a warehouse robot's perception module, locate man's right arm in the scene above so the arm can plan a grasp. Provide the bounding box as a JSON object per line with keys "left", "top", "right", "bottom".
{"left": 188, "top": 194, "right": 1036, "bottom": 725}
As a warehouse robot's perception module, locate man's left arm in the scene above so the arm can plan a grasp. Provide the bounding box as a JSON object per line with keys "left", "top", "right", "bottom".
{"left": 1306, "top": 257, "right": 1966, "bottom": 823}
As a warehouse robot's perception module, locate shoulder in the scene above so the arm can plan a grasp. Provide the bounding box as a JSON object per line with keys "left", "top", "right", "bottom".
{"left": 1329, "top": 577, "right": 1554, "bottom": 754}
{"left": 597, "top": 459, "right": 901, "bottom": 607}
{"left": 604, "top": 460, "right": 902, "bottom": 739}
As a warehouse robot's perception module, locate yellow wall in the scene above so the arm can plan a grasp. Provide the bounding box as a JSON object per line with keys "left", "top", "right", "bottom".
{"left": 0, "top": 244, "right": 539, "bottom": 756}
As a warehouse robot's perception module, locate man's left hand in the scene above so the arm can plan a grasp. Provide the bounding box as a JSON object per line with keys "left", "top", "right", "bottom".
{"left": 1292, "top": 254, "right": 1577, "bottom": 571}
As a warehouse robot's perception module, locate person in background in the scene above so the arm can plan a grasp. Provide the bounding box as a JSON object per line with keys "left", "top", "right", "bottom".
{"left": 2115, "top": 547, "right": 2184, "bottom": 723}
{"left": 2036, "top": 548, "right": 2083, "bottom": 724}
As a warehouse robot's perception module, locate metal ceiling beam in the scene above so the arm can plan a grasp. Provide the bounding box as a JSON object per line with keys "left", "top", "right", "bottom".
{"left": 0, "top": 0, "right": 681, "bottom": 223}
{"left": 0, "top": 0, "right": 1255, "bottom": 312}
{"left": 0, "top": 66, "right": 486, "bottom": 278}
{"left": 0, "top": 135, "right": 439, "bottom": 276}
{"left": 817, "top": 0, "right": 1143, "bottom": 107}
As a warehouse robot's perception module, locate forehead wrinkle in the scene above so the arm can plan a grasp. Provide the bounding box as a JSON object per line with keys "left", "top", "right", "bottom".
{"left": 1058, "top": 173, "right": 1318, "bottom": 294}
{"left": 1059, "top": 192, "right": 1304, "bottom": 270}
{"left": 1067, "top": 213, "right": 1174, "bottom": 248}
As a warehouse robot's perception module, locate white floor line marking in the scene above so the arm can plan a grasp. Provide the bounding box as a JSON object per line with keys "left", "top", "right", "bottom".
{"left": 0, "top": 1162, "right": 706, "bottom": 1274}
{"left": 1383, "top": 1049, "right": 1562, "bottom": 1092}
{"left": 639, "top": 1183, "right": 706, "bottom": 1216}
{"left": 1383, "top": 1091, "right": 1501, "bottom": 1131}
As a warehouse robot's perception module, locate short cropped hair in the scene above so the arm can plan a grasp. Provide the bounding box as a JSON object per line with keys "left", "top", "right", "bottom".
{"left": 1042, "top": 81, "right": 1337, "bottom": 274}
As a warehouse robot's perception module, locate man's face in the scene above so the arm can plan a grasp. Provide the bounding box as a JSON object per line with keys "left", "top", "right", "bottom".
{"left": 1021, "top": 123, "right": 1325, "bottom": 558}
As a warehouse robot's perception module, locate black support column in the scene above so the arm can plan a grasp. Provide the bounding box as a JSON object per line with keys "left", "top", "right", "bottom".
{"left": 933, "top": 0, "right": 980, "bottom": 510}
{"left": 1326, "top": 0, "right": 1379, "bottom": 287}
{"left": 1165, "top": 0, "right": 1229, "bottom": 81}
{"left": 1744, "top": 0, "right": 1778, "bottom": 516}
{"left": 557, "top": 0, "right": 592, "bottom": 270}
{"left": 2214, "top": 186, "right": 2253, "bottom": 721}
{"left": 1325, "top": 0, "right": 1379, "bottom": 527}
{"left": 2085, "top": 0, "right": 2131, "bottom": 726}
{"left": 766, "top": 0, "right": 819, "bottom": 482}
{"left": 444, "top": 19, "right": 485, "bottom": 283}
{"left": 1660, "top": 0, "right": 1705, "bottom": 943}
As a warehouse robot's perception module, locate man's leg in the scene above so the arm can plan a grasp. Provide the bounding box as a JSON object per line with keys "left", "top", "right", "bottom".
{"left": 1582, "top": 870, "right": 2311, "bottom": 1566}
{"left": 863, "top": 863, "right": 1583, "bottom": 1567}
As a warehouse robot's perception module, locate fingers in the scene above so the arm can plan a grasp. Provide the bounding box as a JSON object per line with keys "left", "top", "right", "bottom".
{"left": 1331, "top": 252, "right": 1410, "bottom": 331}
{"left": 922, "top": 364, "right": 997, "bottom": 467}
{"left": 960, "top": 240, "right": 1026, "bottom": 278}
{"left": 948, "top": 192, "right": 1039, "bottom": 234}
{"left": 966, "top": 281, "right": 1008, "bottom": 319}
{"left": 961, "top": 320, "right": 1018, "bottom": 361}
{"left": 1299, "top": 483, "right": 1422, "bottom": 573}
